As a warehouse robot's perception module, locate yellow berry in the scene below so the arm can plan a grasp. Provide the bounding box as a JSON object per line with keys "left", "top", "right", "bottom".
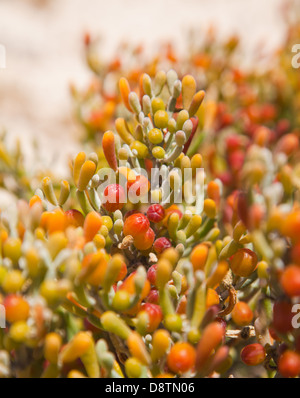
{"left": 188, "top": 328, "right": 201, "bottom": 344}
{"left": 2, "top": 270, "right": 25, "bottom": 293}
{"left": 9, "top": 321, "right": 29, "bottom": 343}
{"left": 3, "top": 238, "right": 22, "bottom": 264}
{"left": 151, "top": 98, "right": 165, "bottom": 114}
{"left": 164, "top": 313, "right": 182, "bottom": 332}
{"left": 93, "top": 234, "right": 106, "bottom": 249}
{"left": 148, "top": 128, "right": 163, "bottom": 144}
{"left": 152, "top": 146, "right": 165, "bottom": 159}
{"left": 154, "top": 110, "right": 169, "bottom": 129}
{"left": 130, "top": 141, "right": 149, "bottom": 159}
{"left": 204, "top": 199, "right": 217, "bottom": 219}
{"left": 101, "top": 216, "right": 113, "bottom": 231}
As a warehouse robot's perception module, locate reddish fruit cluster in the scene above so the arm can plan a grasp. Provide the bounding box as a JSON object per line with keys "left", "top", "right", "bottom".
{"left": 102, "top": 184, "right": 126, "bottom": 212}
{"left": 123, "top": 212, "right": 157, "bottom": 251}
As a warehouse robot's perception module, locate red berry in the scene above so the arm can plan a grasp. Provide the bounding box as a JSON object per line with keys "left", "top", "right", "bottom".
{"left": 228, "top": 150, "right": 245, "bottom": 172}
{"left": 273, "top": 300, "right": 294, "bottom": 334}
{"left": 147, "top": 264, "right": 158, "bottom": 285}
{"left": 278, "top": 350, "right": 300, "bottom": 378}
{"left": 145, "top": 289, "right": 159, "bottom": 304}
{"left": 240, "top": 344, "right": 265, "bottom": 366}
{"left": 102, "top": 184, "right": 126, "bottom": 212}
{"left": 147, "top": 204, "right": 165, "bottom": 223}
{"left": 65, "top": 209, "right": 85, "bottom": 228}
{"left": 153, "top": 237, "right": 172, "bottom": 254}
{"left": 140, "top": 303, "right": 163, "bottom": 332}
{"left": 226, "top": 135, "right": 242, "bottom": 152}
{"left": 123, "top": 213, "right": 150, "bottom": 238}
{"left": 280, "top": 265, "right": 300, "bottom": 297}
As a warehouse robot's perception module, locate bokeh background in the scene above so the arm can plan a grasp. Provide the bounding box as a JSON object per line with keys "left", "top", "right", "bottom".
{"left": 0, "top": 0, "right": 290, "bottom": 185}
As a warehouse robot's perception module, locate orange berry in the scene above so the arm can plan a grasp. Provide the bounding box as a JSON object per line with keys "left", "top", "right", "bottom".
{"left": 190, "top": 244, "right": 209, "bottom": 271}
{"left": 123, "top": 213, "right": 150, "bottom": 238}
{"left": 282, "top": 211, "right": 300, "bottom": 243}
{"left": 207, "top": 181, "right": 220, "bottom": 207}
{"left": 133, "top": 227, "right": 155, "bottom": 250}
{"left": 231, "top": 301, "right": 253, "bottom": 326}
{"left": 230, "top": 248, "right": 257, "bottom": 277}
{"left": 167, "top": 342, "right": 196, "bottom": 374}
{"left": 44, "top": 332, "right": 62, "bottom": 364}
{"left": 3, "top": 294, "right": 30, "bottom": 323}
{"left": 46, "top": 208, "right": 67, "bottom": 235}
{"left": 280, "top": 265, "right": 300, "bottom": 297}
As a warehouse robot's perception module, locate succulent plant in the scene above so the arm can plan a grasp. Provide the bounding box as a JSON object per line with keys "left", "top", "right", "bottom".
{"left": 0, "top": 6, "right": 300, "bottom": 378}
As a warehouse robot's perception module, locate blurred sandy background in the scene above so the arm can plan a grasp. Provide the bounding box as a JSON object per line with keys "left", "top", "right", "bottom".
{"left": 0, "top": 0, "right": 286, "bottom": 177}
